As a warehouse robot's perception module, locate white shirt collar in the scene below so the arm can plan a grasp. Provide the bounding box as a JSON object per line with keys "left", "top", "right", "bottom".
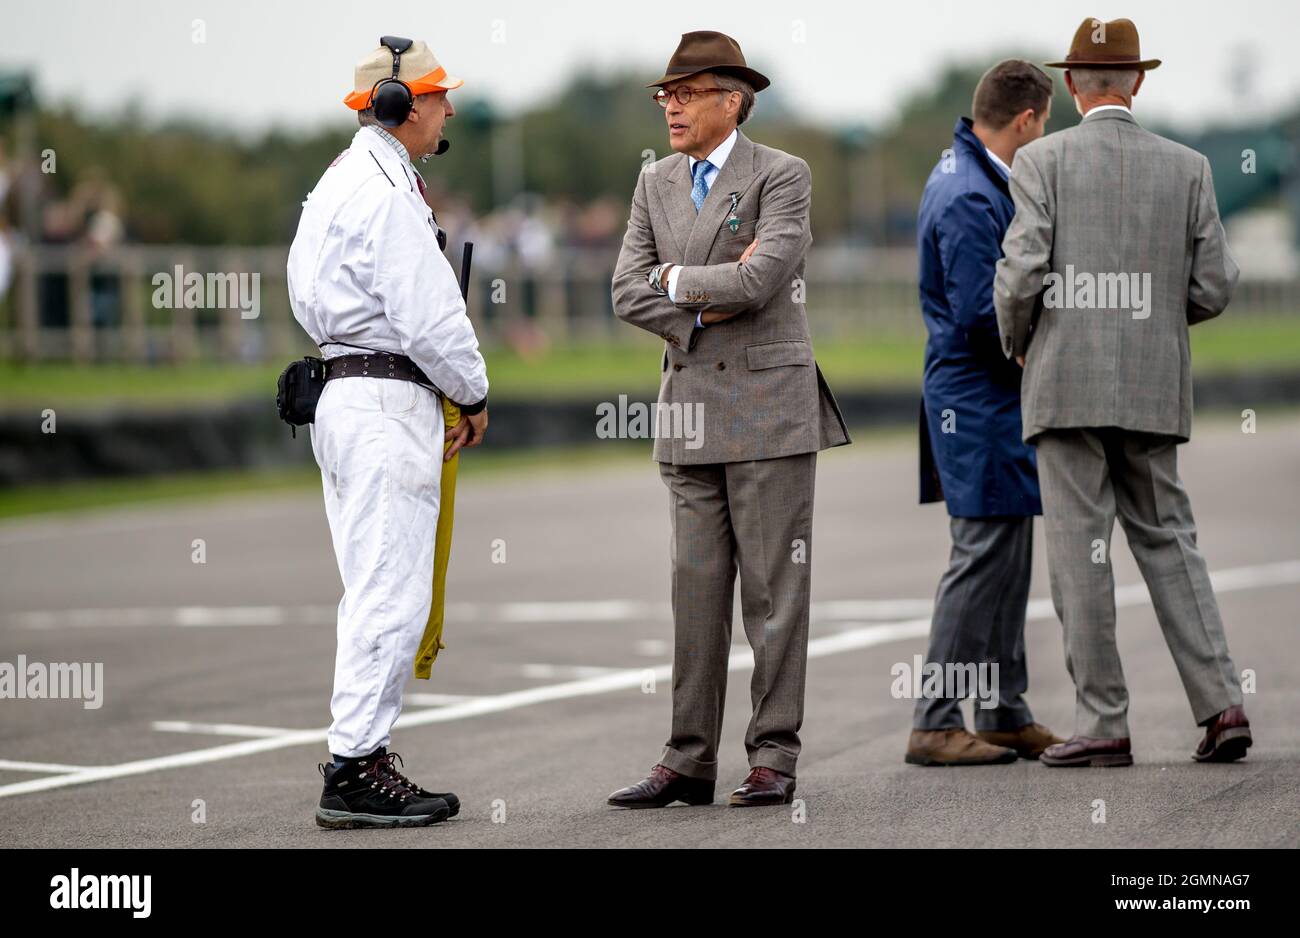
{"left": 1083, "top": 103, "right": 1133, "bottom": 119}
{"left": 689, "top": 128, "right": 738, "bottom": 173}
{"left": 983, "top": 145, "right": 1012, "bottom": 179}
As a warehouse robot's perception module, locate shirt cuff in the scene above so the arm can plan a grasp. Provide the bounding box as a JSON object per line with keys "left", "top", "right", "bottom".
{"left": 457, "top": 394, "right": 488, "bottom": 416}
{"left": 667, "top": 264, "right": 681, "bottom": 302}
{"left": 695, "top": 310, "right": 704, "bottom": 328}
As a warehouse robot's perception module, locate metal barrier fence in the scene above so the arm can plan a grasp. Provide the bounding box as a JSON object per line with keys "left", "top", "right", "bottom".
{"left": 1, "top": 243, "right": 1297, "bottom": 363}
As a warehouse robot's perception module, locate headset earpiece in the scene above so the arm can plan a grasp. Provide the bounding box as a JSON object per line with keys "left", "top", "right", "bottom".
{"left": 371, "top": 80, "right": 412, "bottom": 127}
{"left": 369, "top": 35, "right": 415, "bottom": 128}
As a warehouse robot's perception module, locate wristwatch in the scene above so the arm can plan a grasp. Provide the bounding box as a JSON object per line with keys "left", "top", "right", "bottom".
{"left": 647, "top": 263, "right": 673, "bottom": 296}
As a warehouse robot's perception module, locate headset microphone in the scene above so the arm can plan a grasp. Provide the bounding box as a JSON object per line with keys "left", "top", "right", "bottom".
{"left": 420, "top": 139, "right": 450, "bottom": 163}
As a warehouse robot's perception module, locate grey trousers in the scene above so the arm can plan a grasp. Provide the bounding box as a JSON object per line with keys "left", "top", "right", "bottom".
{"left": 657, "top": 452, "right": 816, "bottom": 780}
{"left": 914, "top": 516, "right": 1036, "bottom": 731}
{"left": 1035, "top": 428, "right": 1242, "bottom": 738}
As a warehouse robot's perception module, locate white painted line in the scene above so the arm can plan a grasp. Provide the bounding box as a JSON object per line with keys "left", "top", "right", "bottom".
{"left": 7, "top": 601, "right": 640, "bottom": 630}
{"left": 497, "top": 601, "right": 657, "bottom": 623}
{"left": 403, "top": 693, "right": 480, "bottom": 707}
{"left": 813, "top": 599, "right": 935, "bottom": 620}
{"left": 151, "top": 721, "right": 297, "bottom": 738}
{"left": 0, "top": 560, "right": 1295, "bottom": 801}
{"left": 519, "top": 663, "right": 625, "bottom": 680}
{"left": 10, "top": 605, "right": 337, "bottom": 630}
{"left": 0, "top": 760, "right": 87, "bottom": 774}
{"left": 8, "top": 598, "right": 942, "bottom": 631}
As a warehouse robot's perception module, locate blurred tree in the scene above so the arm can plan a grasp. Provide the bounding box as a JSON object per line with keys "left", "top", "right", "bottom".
{"left": 868, "top": 53, "right": 1081, "bottom": 244}
{"left": 13, "top": 57, "right": 1287, "bottom": 251}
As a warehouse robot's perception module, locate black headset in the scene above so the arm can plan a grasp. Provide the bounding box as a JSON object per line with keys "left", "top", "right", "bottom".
{"left": 369, "top": 35, "right": 415, "bottom": 128}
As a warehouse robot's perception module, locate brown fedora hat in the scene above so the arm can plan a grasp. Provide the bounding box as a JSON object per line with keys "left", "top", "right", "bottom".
{"left": 1045, "top": 17, "right": 1161, "bottom": 70}
{"left": 646, "top": 30, "right": 770, "bottom": 92}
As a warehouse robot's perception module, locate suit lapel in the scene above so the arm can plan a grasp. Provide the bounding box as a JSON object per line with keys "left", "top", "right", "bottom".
{"left": 683, "top": 131, "right": 758, "bottom": 265}
{"left": 654, "top": 155, "right": 694, "bottom": 258}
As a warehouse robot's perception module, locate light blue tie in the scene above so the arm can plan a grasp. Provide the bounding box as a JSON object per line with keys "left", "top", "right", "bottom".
{"left": 690, "top": 159, "right": 712, "bottom": 213}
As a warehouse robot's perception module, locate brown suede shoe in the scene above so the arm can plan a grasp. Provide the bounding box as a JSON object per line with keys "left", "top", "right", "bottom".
{"left": 905, "top": 728, "right": 1019, "bottom": 766}
{"left": 1041, "top": 735, "right": 1133, "bottom": 767}
{"left": 607, "top": 764, "right": 714, "bottom": 808}
{"left": 977, "top": 723, "right": 1066, "bottom": 760}
{"left": 728, "top": 766, "right": 796, "bottom": 807}
{"left": 1194, "top": 705, "right": 1252, "bottom": 763}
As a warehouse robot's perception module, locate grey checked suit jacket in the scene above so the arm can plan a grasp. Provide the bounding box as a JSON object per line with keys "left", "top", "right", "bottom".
{"left": 612, "top": 130, "right": 851, "bottom": 465}
{"left": 994, "top": 109, "right": 1239, "bottom": 442}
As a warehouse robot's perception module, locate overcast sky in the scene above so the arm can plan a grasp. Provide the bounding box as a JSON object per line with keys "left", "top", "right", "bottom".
{"left": 2, "top": 0, "right": 1296, "bottom": 133}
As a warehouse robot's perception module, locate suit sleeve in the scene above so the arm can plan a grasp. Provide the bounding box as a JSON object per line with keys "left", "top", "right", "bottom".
{"left": 1187, "top": 156, "right": 1240, "bottom": 325}
{"left": 611, "top": 168, "right": 697, "bottom": 352}
{"left": 669, "top": 156, "right": 812, "bottom": 312}
{"left": 994, "top": 150, "right": 1054, "bottom": 358}
{"left": 363, "top": 186, "right": 489, "bottom": 408}
{"left": 936, "top": 191, "right": 1006, "bottom": 361}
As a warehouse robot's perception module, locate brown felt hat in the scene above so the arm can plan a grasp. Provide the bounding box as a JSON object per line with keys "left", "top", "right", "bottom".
{"left": 1045, "top": 17, "right": 1161, "bottom": 70}
{"left": 646, "top": 30, "right": 770, "bottom": 92}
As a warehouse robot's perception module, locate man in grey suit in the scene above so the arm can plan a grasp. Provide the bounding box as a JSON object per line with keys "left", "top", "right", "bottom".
{"left": 995, "top": 17, "right": 1252, "bottom": 767}
{"left": 607, "top": 30, "right": 850, "bottom": 808}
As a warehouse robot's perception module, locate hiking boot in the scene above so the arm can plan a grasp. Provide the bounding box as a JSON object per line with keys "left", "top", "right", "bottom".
{"left": 315, "top": 748, "right": 450, "bottom": 829}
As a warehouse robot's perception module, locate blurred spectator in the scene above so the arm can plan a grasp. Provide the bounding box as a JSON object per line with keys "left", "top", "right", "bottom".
{"left": 72, "top": 170, "right": 125, "bottom": 329}
{"left": 37, "top": 169, "right": 126, "bottom": 329}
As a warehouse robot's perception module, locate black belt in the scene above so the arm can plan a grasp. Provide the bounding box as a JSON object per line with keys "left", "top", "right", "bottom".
{"left": 322, "top": 353, "right": 437, "bottom": 391}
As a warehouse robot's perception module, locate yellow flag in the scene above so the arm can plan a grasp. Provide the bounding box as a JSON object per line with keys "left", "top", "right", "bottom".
{"left": 414, "top": 396, "right": 460, "bottom": 679}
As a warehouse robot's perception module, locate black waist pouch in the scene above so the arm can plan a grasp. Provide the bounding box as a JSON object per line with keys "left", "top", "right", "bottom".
{"left": 276, "top": 356, "right": 325, "bottom": 436}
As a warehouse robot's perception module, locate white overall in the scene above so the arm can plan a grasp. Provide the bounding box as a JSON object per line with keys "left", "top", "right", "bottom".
{"left": 311, "top": 377, "right": 443, "bottom": 757}
{"left": 287, "top": 126, "right": 487, "bottom": 758}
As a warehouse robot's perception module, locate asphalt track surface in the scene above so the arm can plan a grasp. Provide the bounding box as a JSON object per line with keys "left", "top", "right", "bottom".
{"left": 1, "top": 414, "right": 1297, "bottom": 848}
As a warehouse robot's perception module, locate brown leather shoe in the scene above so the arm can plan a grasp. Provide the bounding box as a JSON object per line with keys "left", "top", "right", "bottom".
{"left": 905, "top": 728, "right": 1019, "bottom": 766}
{"left": 977, "top": 723, "right": 1066, "bottom": 760}
{"left": 1194, "top": 705, "right": 1252, "bottom": 763}
{"left": 607, "top": 764, "right": 714, "bottom": 808}
{"left": 728, "top": 766, "right": 796, "bottom": 807}
{"left": 1040, "top": 735, "right": 1133, "bottom": 767}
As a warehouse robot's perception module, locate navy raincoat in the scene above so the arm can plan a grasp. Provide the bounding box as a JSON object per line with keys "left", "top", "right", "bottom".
{"left": 916, "top": 118, "right": 1040, "bottom": 518}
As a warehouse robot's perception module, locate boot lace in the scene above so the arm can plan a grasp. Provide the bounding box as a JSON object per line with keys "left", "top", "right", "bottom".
{"left": 359, "top": 751, "right": 420, "bottom": 801}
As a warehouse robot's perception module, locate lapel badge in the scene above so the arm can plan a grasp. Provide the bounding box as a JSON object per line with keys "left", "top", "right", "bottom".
{"left": 726, "top": 192, "right": 741, "bottom": 233}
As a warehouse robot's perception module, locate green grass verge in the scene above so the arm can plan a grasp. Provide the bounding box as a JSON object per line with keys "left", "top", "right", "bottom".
{"left": 1, "top": 315, "right": 1295, "bottom": 408}
{"left": 0, "top": 440, "right": 656, "bottom": 521}
{"left": 0, "top": 424, "right": 927, "bottom": 521}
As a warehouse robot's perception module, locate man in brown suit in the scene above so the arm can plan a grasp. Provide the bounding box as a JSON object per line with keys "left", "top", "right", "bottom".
{"left": 607, "top": 31, "right": 850, "bottom": 808}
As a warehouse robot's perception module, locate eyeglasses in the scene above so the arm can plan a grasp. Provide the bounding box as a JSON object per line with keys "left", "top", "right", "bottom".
{"left": 652, "top": 87, "right": 731, "bottom": 108}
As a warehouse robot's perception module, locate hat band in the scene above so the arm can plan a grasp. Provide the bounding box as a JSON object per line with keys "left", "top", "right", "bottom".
{"left": 666, "top": 63, "right": 742, "bottom": 74}
{"left": 1065, "top": 50, "right": 1147, "bottom": 63}
{"left": 406, "top": 66, "right": 450, "bottom": 94}
{"left": 343, "top": 66, "right": 451, "bottom": 110}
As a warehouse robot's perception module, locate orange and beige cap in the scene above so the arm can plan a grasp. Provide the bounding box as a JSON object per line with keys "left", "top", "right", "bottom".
{"left": 343, "top": 39, "right": 464, "bottom": 110}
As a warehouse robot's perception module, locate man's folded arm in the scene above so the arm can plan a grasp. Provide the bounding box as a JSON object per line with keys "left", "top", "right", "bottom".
{"left": 365, "top": 189, "right": 489, "bottom": 408}
{"left": 669, "top": 157, "right": 812, "bottom": 312}
{"left": 1187, "top": 156, "right": 1239, "bottom": 326}
{"left": 611, "top": 168, "right": 697, "bottom": 351}
{"left": 994, "top": 151, "right": 1053, "bottom": 358}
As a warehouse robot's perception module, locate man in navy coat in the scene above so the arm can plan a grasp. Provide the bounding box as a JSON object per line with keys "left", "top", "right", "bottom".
{"left": 908, "top": 60, "right": 1064, "bottom": 766}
